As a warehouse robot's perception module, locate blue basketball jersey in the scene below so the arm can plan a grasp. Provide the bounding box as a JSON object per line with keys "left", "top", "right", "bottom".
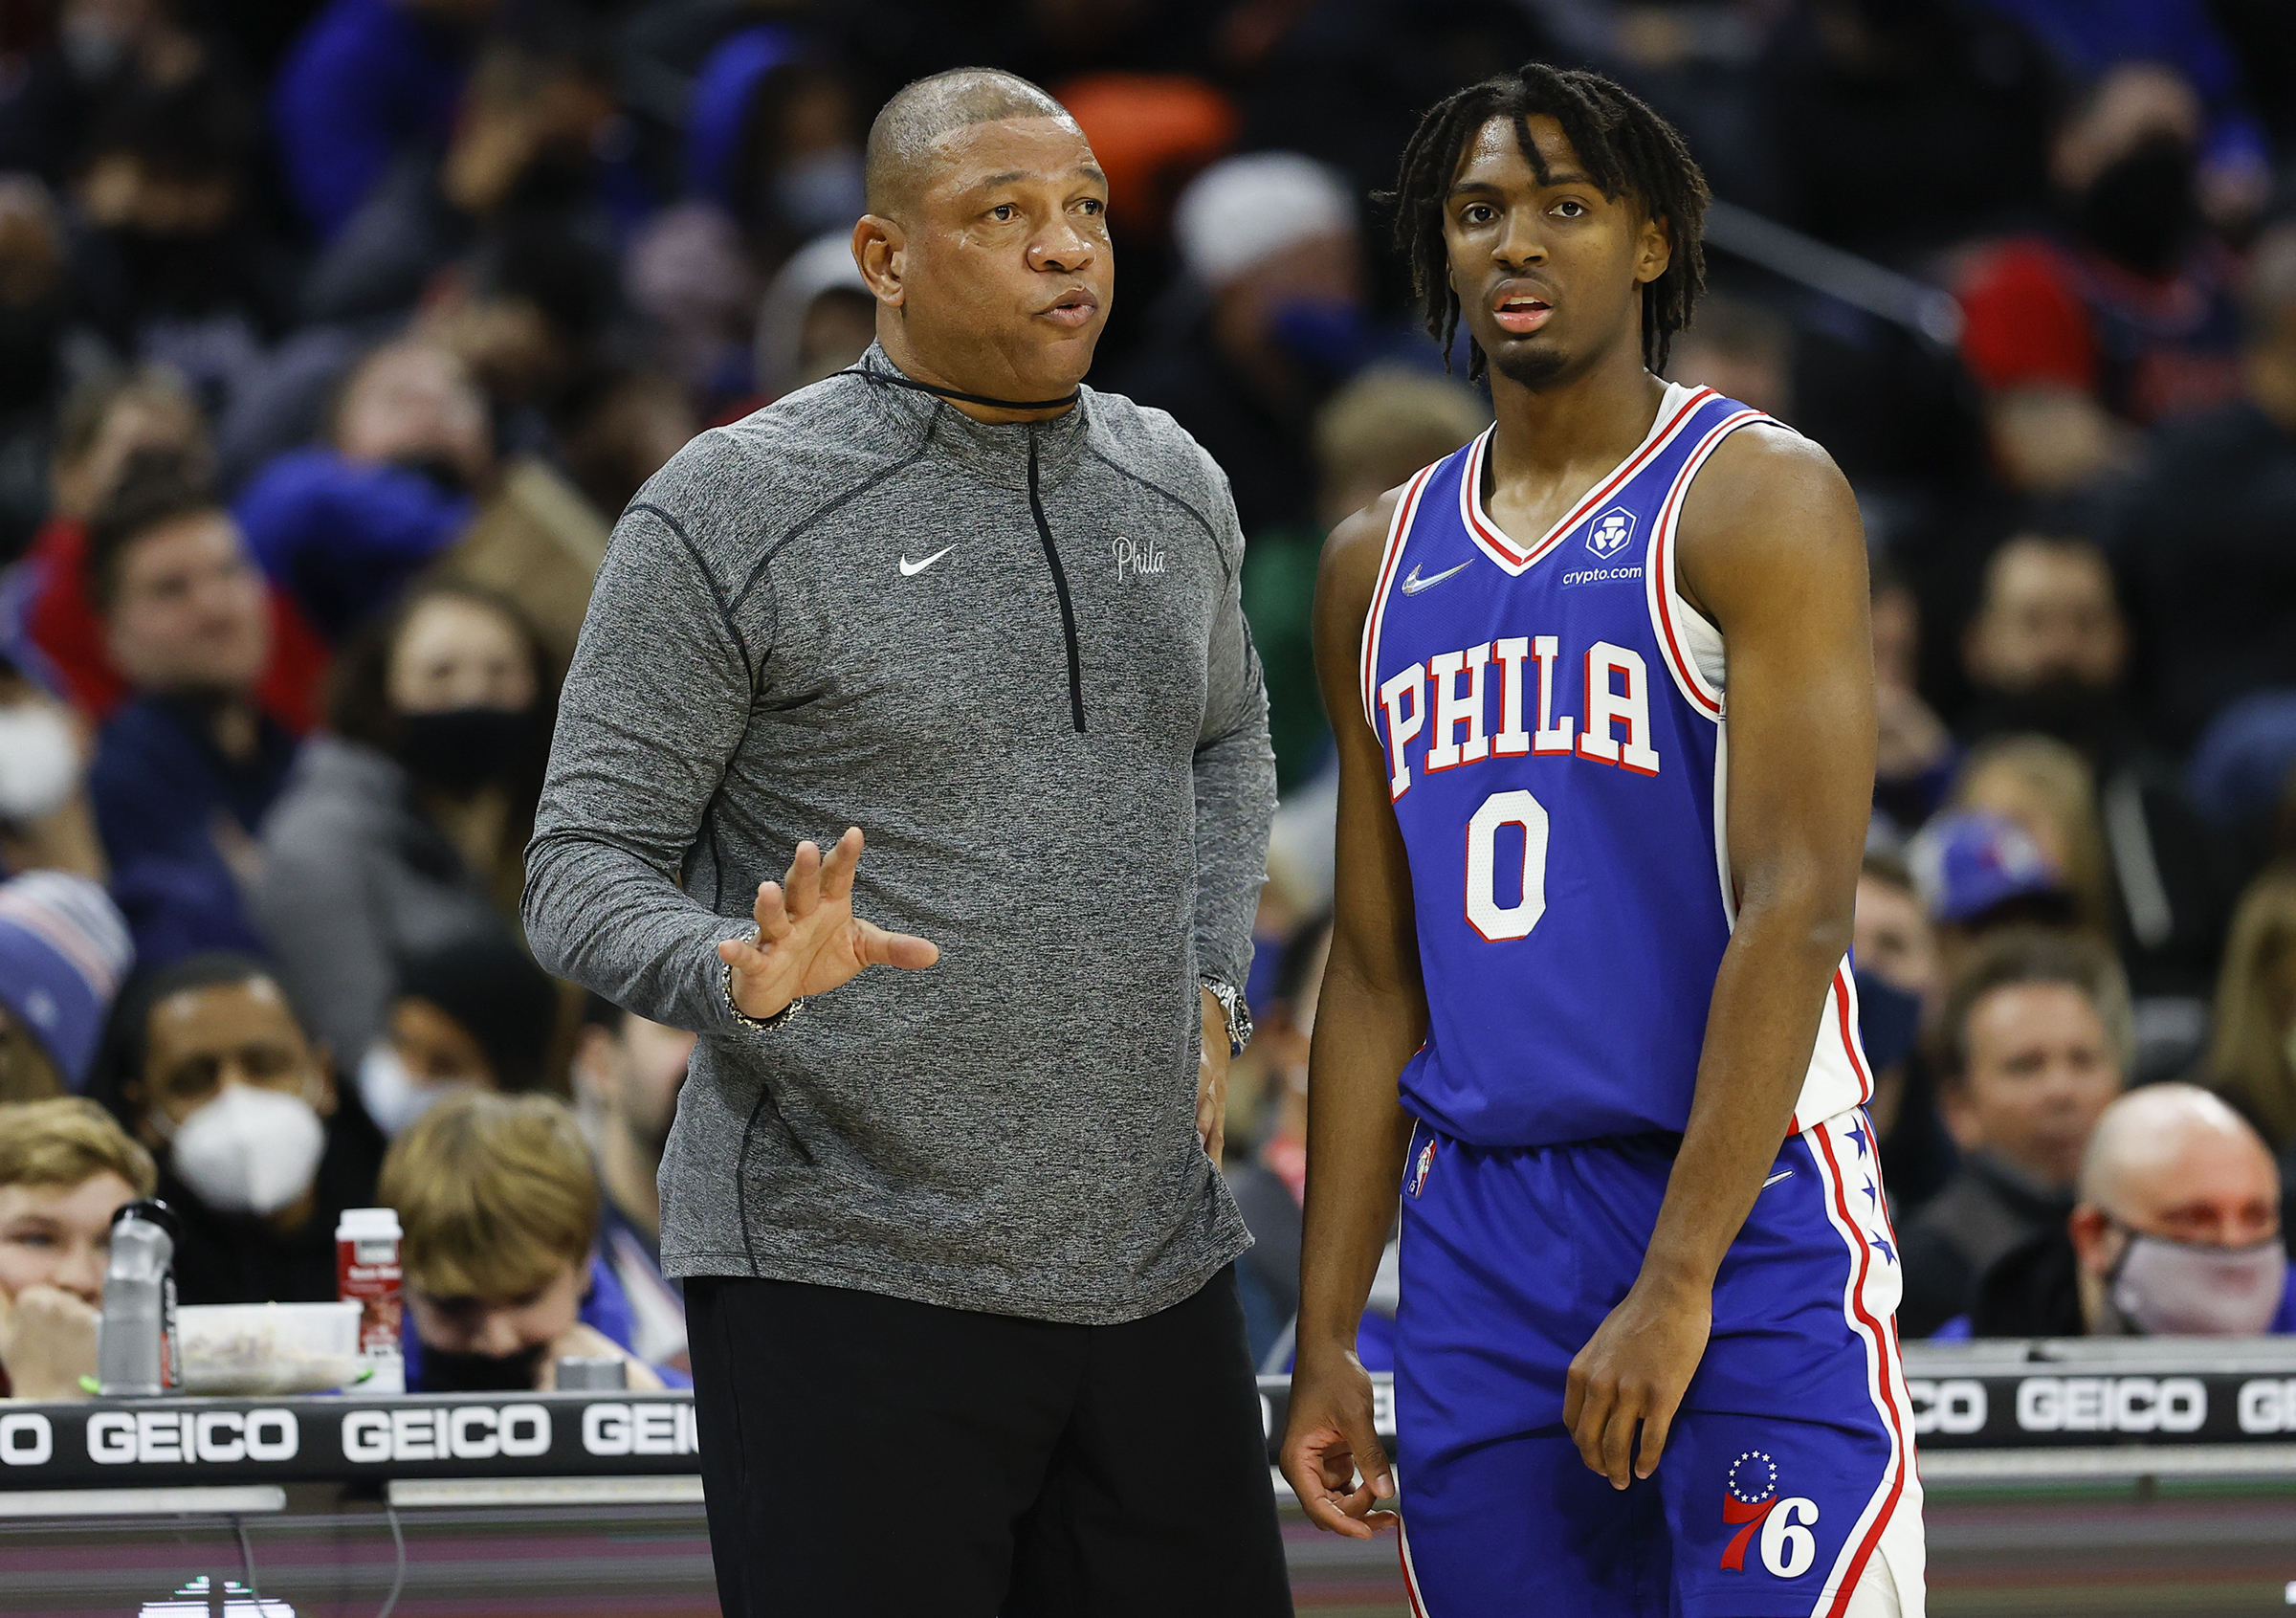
{"left": 1361, "top": 384, "right": 1871, "bottom": 1148}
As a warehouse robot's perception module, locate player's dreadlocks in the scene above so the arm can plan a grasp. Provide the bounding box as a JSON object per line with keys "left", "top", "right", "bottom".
{"left": 1385, "top": 62, "right": 1709, "bottom": 380}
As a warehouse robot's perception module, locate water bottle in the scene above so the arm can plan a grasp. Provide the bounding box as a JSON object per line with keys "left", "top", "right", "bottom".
{"left": 97, "top": 1200, "right": 180, "bottom": 1397}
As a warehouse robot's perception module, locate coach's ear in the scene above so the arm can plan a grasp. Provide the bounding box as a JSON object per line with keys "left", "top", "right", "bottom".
{"left": 853, "top": 215, "right": 908, "bottom": 310}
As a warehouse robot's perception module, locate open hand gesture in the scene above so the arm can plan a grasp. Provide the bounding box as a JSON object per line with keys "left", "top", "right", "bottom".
{"left": 717, "top": 828, "right": 939, "bottom": 1019}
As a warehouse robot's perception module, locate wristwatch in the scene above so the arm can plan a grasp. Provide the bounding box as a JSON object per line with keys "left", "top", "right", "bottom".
{"left": 722, "top": 957, "right": 802, "bottom": 1032}
{"left": 1201, "top": 978, "right": 1251, "bottom": 1057}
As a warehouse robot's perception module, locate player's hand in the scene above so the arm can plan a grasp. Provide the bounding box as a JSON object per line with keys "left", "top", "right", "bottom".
{"left": 1564, "top": 1274, "right": 1711, "bottom": 1489}
{"left": 1279, "top": 1341, "right": 1397, "bottom": 1539}
{"left": 718, "top": 828, "right": 939, "bottom": 1019}
{"left": 1197, "top": 986, "right": 1229, "bottom": 1159}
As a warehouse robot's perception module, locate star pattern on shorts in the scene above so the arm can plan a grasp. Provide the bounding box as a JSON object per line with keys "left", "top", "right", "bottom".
{"left": 1847, "top": 1122, "right": 1870, "bottom": 1159}
{"left": 1870, "top": 1233, "right": 1897, "bottom": 1265}
{"left": 1862, "top": 1178, "right": 1879, "bottom": 1206}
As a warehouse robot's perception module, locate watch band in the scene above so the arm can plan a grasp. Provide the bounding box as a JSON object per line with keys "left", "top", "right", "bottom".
{"left": 1201, "top": 977, "right": 1251, "bottom": 1057}
{"left": 722, "top": 957, "right": 802, "bottom": 1031}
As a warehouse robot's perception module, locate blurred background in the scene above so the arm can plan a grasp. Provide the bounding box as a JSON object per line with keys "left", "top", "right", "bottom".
{"left": 4, "top": 0, "right": 2296, "bottom": 1608}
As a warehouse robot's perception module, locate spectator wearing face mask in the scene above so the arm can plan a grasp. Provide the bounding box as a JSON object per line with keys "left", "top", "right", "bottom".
{"left": 95, "top": 952, "right": 385, "bottom": 1306}
{"left": 381, "top": 1089, "right": 672, "bottom": 1393}
{"left": 357, "top": 932, "right": 563, "bottom": 1140}
{"left": 1898, "top": 928, "right": 2131, "bottom": 1337}
{"left": 233, "top": 341, "right": 489, "bottom": 643}
{"left": 254, "top": 582, "right": 553, "bottom": 1066}
{"left": 82, "top": 452, "right": 300, "bottom": 964}
{"left": 0, "top": 665, "right": 104, "bottom": 884}
{"left": 1852, "top": 850, "right": 1955, "bottom": 1209}
{"left": 1948, "top": 1084, "right": 2292, "bottom": 1338}
{"left": 1115, "top": 152, "right": 1378, "bottom": 536}
{"left": 0, "top": 872, "right": 133, "bottom": 1103}
{"left": 0, "top": 1097, "right": 156, "bottom": 1398}
{"left": 1955, "top": 63, "right": 2243, "bottom": 494}
{"left": 571, "top": 996, "right": 695, "bottom": 1373}
{"left": 1959, "top": 532, "right": 2230, "bottom": 1012}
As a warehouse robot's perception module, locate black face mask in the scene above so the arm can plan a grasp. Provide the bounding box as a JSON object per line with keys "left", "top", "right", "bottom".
{"left": 102, "top": 226, "right": 241, "bottom": 317}
{"left": 398, "top": 704, "right": 540, "bottom": 795}
{"left": 1961, "top": 676, "right": 2131, "bottom": 764}
{"left": 389, "top": 453, "right": 474, "bottom": 499}
{"left": 2070, "top": 135, "right": 2200, "bottom": 278}
{"left": 420, "top": 1340, "right": 549, "bottom": 1393}
{"left": 0, "top": 300, "right": 59, "bottom": 413}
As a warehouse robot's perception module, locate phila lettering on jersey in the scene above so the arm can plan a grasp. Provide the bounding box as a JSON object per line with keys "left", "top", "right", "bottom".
{"left": 1359, "top": 384, "right": 1871, "bottom": 1149}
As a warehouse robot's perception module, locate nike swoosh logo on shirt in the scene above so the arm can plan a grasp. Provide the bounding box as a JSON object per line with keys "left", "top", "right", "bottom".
{"left": 1399, "top": 559, "right": 1470, "bottom": 596}
{"left": 900, "top": 545, "right": 955, "bottom": 577}
{"left": 1762, "top": 1170, "right": 1794, "bottom": 1188}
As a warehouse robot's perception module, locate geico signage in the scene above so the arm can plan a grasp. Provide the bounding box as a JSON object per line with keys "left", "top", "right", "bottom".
{"left": 342, "top": 1404, "right": 550, "bottom": 1465}
{"left": 2234, "top": 1379, "right": 2296, "bottom": 1433}
{"left": 1, "top": 1412, "right": 54, "bottom": 1466}
{"left": 581, "top": 1402, "right": 700, "bottom": 1458}
{"left": 1904, "top": 1378, "right": 1988, "bottom": 1436}
{"left": 2014, "top": 1376, "right": 2205, "bottom": 1433}
{"left": 88, "top": 1410, "right": 299, "bottom": 1465}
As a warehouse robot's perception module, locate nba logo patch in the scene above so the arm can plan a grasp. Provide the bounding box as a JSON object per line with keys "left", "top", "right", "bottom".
{"left": 1407, "top": 1137, "right": 1436, "bottom": 1197}
{"left": 1585, "top": 505, "right": 1636, "bottom": 559}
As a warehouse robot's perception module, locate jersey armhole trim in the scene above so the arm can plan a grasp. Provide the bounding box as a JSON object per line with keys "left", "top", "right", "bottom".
{"left": 1358, "top": 461, "right": 1441, "bottom": 728}
{"left": 1644, "top": 408, "right": 1778, "bottom": 720}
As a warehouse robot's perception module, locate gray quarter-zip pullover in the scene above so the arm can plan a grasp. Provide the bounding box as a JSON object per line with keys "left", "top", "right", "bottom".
{"left": 522, "top": 345, "right": 1277, "bottom": 1324}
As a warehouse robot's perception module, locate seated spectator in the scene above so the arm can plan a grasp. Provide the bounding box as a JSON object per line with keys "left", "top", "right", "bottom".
{"left": 1868, "top": 548, "right": 1954, "bottom": 830}
{"left": 1899, "top": 928, "right": 2130, "bottom": 1336}
{"left": 1956, "top": 1084, "right": 2291, "bottom": 1337}
{"left": 99, "top": 952, "right": 384, "bottom": 1305}
{"left": 2108, "top": 221, "right": 2296, "bottom": 751}
{"left": 0, "top": 665, "right": 105, "bottom": 882}
{"left": 571, "top": 995, "right": 695, "bottom": 1372}
{"left": 1248, "top": 366, "right": 1488, "bottom": 792}
{"left": 233, "top": 340, "right": 486, "bottom": 641}
{"left": 0, "top": 1097, "right": 155, "bottom": 1398}
{"left": 14, "top": 369, "right": 328, "bottom": 732}
{"left": 1956, "top": 63, "right": 2241, "bottom": 493}
{"left": 1854, "top": 851, "right": 1954, "bottom": 1207}
{"left": 0, "top": 871, "right": 133, "bottom": 1103}
{"left": 2187, "top": 691, "right": 2296, "bottom": 874}
{"left": 2206, "top": 865, "right": 2296, "bottom": 1158}
{"left": 1960, "top": 531, "right": 2227, "bottom": 1003}
{"left": 255, "top": 582, "right": 552, "bottom": 1063}
{"left": 69, "top": 42, "right": 294, "bottom": 416}
{"left": 748, "top": 232, "right": 875, "bottom": 404}
{"left": 1117, "top": 152, "right": 1372, "bottom": 535}
{"left": 1906, "top": 809, "right": 2079, "bottom": 982}
{"left": 358, "top": 932, "right": 563, "bottom": 1139}
{"left": 380, "top": 1090, "right": 669, "bottom": 1392}
{"left": 82, "top": 452, "right": 299, "bottom": 964}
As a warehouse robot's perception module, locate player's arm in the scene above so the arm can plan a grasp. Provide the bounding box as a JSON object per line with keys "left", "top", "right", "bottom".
{"left": 1563, "top": 427, "right": 1875, "bottom": 1490}
{"left": 1277, "top": 490, "right": 1427, "bottom": 1539}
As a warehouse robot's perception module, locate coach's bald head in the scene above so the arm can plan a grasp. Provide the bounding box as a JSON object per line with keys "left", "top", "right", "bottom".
{"left": 850, "top": 68, "right": 1111, "bottom": 422}
{"left": 863, "top": 68, "right": 1075, "bottom": 219}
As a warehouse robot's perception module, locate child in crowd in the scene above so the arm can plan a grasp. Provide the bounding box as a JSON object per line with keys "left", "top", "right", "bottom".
{"left": 0, "top": 1097, "right": 155, "bottom": 1398}
{"left": 380, "top": 1090, "right": 677, "bottom": 1393}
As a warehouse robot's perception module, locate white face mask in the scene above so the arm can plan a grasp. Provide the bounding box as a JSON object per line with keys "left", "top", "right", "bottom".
{"left": 159, "top": 1082, "right": 327, "bottom": 1217}
{"left": 2108, "top": 1229, "right": 2287, "bottom": 1337}
{"left": 358, "top": 1044, "right": 465, "bottom": 1140}
{"left": 0, "top": 703, "right": 79, "bottom": 823}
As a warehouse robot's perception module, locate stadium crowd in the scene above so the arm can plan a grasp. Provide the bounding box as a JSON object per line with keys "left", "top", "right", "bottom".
{"left": 3, "top": 0, "right": 2296, "bottom": 1401}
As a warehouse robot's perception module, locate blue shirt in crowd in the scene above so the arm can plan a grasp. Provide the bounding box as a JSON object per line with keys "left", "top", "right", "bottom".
{"left": 235, "top": 449, "right": 473, "bottom": 641}
{"left": 273, "top": 0, "right": 471, "bottom": 240}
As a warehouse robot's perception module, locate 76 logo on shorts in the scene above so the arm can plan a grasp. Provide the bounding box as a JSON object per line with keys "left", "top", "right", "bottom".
{"left": 1720, "top": 1451, "right": 1820, "bottom": 1578}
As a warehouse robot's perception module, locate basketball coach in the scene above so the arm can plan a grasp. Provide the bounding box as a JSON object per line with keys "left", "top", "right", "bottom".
{"left": 522, "top": 67, "right": 1291, "bottom": 1617}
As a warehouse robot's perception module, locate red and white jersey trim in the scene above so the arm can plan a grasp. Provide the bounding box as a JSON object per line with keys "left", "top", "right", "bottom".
{"left": 1456, "top": 386, "right": 1716, "bottom": 577}
{"left": 1359, "top": 461, "right": 1441, "bottom": 728}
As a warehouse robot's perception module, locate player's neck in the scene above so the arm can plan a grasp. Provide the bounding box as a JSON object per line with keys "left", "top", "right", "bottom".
{"left": 1485, "top": 343, "right": 1667, "bottom": 483}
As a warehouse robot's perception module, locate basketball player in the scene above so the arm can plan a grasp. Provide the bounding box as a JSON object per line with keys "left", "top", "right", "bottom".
{"left": 1277, "top": 64, "right": 1924, "bottom": 1617}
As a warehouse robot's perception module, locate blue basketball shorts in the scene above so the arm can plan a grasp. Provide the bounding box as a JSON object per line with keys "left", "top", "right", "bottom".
{"left": 1393, "top": 1110, "right": 1924, "bottom": 1618}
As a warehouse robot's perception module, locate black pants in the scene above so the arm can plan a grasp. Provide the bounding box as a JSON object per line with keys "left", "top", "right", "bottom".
{"left": 686, "top": 1266, "right": 1294, "bottom": 1618}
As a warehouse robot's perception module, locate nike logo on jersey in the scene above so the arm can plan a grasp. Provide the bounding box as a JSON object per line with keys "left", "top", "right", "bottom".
{"left": 1400, "top": 560, "right": 1471, "bottom": 596}
{"left": 899, "top": 546, "right": 954, "bottom": 577}
{"left": 1762, "top": 1170, "right": 1794, "bottom": 1188}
